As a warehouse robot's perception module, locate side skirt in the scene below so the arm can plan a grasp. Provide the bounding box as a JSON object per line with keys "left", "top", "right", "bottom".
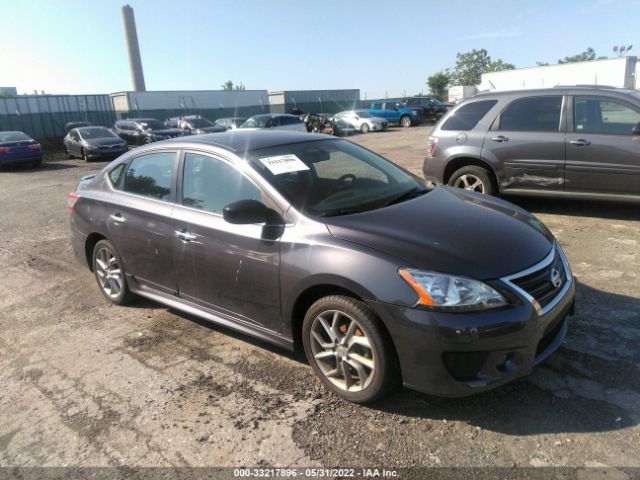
{"left": 129, "top": 284, "right": 295, "bottom": 352}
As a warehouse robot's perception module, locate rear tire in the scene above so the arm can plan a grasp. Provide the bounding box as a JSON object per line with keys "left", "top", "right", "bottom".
{"left": 302, "top": 295, "right": 400, "bottom": 403}
{"left": 448, "top": 165, "right": 494, "bottom": 195}
{"left": 92, "top": 239, "right": 135, "bottom": 305}
{"left": 400, "top": 115, "right": 411, "bottom": 128}
{"left": 360, "top": 123, "right": 370, "bottom": 133}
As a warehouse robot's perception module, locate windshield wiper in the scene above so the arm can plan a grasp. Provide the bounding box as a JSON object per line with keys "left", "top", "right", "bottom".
{"left": 319, "top": 208, "right": 368, "bottom": 217}
{"left": 379, "top": 187, "right": 428, "bottom": 207}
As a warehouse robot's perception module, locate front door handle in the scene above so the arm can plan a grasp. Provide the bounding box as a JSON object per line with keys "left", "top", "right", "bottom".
{"left": 491, "top": 135, "right": 509, "bottom": 142}
{"left": 109, "top": 213, "right": 125, "bottom": 223}
{"left": 175, "top": 230, "right": 197, "bottom": 242}
{"left": 570, "top": 139, "right": 591, "bottom": 146}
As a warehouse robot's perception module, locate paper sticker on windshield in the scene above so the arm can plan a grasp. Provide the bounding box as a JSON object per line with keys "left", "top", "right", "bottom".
{"left": 259, "top": 154, "right": 309, "bottom": 175}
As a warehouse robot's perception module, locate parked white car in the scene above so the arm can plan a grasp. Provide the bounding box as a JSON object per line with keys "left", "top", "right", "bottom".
{"left": 239, "top": 114, "right": 306, "bottom": 132}
{"left": 333, "top": 110, "right": 388, "bottom": 133}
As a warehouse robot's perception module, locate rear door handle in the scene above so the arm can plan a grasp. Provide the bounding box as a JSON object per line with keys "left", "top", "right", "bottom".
{"left": 109, "top": 213, "right": 125, "bottom": 223}
{"left": 570, "top": 139, "right": 591, "bottom": 146}
{"left": 175, "top": 230, "right": 197, "bottom": 242}
{"left": 491, "top": 135, "right": 509, "bottom": 142}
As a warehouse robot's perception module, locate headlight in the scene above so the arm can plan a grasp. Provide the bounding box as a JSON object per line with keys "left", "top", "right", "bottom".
{"left": 399, "top": 269, "right": 507, "bottom": 311}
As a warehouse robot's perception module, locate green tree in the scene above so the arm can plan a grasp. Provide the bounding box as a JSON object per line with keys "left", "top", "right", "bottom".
{"left": 427, "top": 71, "right": 451, "bottom": 101}
{"left": 486, "top": 59, "right": 516, "bottom": 72}
{"left": 450, "top": 49, "right": 514, "bottom": 86}
{"left": 221, "top": 80, "right": 246, "bottom": 91}
{"left": 558, "top": 47, "right": 606, "bottom": 64}
{"left": 536, "top": 61, "right": 550, "bottom": 66}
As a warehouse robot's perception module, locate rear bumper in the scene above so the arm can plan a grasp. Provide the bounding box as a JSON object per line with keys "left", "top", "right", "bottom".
{"left": 368, "top": 276, "right": 575, "bottom": 397}
{"left": 0, "top": 153, "right": 42, "bottom": 165}
{"left": 422, "top": 155, "right": 447, "bottom": 184}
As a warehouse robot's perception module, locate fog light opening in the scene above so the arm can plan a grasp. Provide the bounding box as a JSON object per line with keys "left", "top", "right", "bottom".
{"left": 496, "top": 352, "right": 522, "bottom": 373}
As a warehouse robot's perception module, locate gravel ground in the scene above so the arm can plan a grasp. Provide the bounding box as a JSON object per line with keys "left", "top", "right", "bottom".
{"left": 0, "top": 126, "right": 638, "bottom": 473}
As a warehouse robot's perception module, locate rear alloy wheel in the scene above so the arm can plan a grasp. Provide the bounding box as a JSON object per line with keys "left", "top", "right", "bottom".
{"left": 64, "top": 146, "right": 72, "bottom": 159}
{"left": 448, "top": 165, "right": 494, "bottom": 195}
{"left": 92, "top": 239, "right": 134, "bottom": 305}
{"left": 302, "top": 295, "right": 399, "bottom": 403}
{"left": 400, "top": 115, "right": 412, "bottom": 128}
{"left": 360, "top": 123, "right": 370, "bottom": 133}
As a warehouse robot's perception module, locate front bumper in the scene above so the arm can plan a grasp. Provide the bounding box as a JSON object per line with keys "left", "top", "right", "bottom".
{"left": 86, "top": 147, "right": 128, "bottom": 159}
{"left": 368, "top": 276, "right": 575, "bottom": 397}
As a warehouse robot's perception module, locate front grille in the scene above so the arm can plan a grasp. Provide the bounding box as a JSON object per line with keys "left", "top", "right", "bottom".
{"left": 510, "top": 248, "right": 566, "bottom": 309}
{"left": 442, "top": 351, "right": 488, "bottom": 381}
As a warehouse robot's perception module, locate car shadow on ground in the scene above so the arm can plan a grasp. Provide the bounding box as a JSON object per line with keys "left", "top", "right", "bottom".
{"left": 507, "top": 195, "right": 640, "bottom": 221}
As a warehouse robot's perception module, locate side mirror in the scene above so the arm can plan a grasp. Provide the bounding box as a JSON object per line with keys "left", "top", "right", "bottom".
{"left": 223, "top": 199, "right": 272, "bottom": 224}
{"left": 633, "top": 122, "right": 640, "bottom": 135}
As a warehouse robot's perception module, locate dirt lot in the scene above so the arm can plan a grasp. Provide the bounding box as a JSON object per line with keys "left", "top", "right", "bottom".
{"left": 0, "top": 125, "right": 639, "bottom": 473}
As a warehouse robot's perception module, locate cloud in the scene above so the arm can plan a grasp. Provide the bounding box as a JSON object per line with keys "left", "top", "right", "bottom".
{"left": 459, "top": 29, "right": 522, "bottom": 41}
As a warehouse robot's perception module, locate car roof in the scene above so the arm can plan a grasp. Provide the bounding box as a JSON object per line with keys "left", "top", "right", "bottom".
{"left": 474, "top": 86, "right": 637, "bottom": 98}
{"left": 139, "top": 130, "right": 338, "bottom": 154}
{"left": 124, "top": 118, "right": 157, "bottom": 122}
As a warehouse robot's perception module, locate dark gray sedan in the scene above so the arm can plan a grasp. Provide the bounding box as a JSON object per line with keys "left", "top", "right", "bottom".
{"left": 64, "top": 126, "right": 128, "bottom": 162}
{"left": 68, "top": 131, "right": 575, "bottom": 403}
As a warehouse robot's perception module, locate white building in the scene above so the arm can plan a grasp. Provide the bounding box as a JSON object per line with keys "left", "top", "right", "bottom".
{"left": 479, "top": 56, "right": 638, "bottom": 92}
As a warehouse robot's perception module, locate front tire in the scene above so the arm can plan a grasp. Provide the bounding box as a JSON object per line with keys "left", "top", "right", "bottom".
{"left": 448, "top": 165, "right": 494, "bottom": 195}
{"left": 302, "top": 295, "right": 399, "bottom": 403}
{"left": 400, "top": 115, "right": 412, "bottom": 128}
{"left": 360, "top": 123, "right": 370, "bottom": 134}
{"left": 92, "top": 239, "right": 134, "bottom": 305}
{"left": 81, "top": 148, "right": 89, "bottom": 162}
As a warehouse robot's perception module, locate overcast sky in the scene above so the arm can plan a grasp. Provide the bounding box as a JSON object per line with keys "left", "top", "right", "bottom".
{"left": 1, "top": 0, "right": 638, "bottom": 98}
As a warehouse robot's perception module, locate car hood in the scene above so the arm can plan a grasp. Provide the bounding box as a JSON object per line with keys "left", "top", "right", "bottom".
{"left": 323, "top": 186, "right": 554, "bottom": 280}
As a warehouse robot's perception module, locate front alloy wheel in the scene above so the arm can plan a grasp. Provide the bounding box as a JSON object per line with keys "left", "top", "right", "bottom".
{"left": 302, "top": 295, "right": 399, "bottom": 403}
{"left": 310, "top": 310, "right": 375, "bottom": 392}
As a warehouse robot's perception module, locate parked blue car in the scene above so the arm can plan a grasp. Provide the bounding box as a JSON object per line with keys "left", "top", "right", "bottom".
{"left": 369, "top": 101, "right": 420, "bottom": 128}
{"left": 0, "top": 131, "right": 43, "bottom": 167}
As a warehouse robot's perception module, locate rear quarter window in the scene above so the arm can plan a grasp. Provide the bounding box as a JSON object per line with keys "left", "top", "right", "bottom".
{"left": 440, "top": 100, "right": 497, "bottom": 131}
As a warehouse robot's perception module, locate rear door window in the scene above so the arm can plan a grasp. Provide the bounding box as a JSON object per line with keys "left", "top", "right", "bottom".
{"left": 574, "top": 96, "right": 640, "bottom": 135}
{"left": 440, "top": 100, "right": 497, "bottom": 131}
{"left": 499, "top": 96, "right": 563, "bottom": 132}
{"left": 122, "top": 151, "right": 177, "bottom": 201}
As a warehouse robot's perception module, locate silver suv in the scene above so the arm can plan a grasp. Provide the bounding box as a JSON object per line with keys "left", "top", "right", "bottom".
{"left": 423, "top": 86, "right": 640, "bottom": 198}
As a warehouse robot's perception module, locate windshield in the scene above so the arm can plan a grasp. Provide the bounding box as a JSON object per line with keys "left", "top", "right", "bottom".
{"left": 246, "top": 139, "right": 427, "bottom": 216}
{"left": 78, "top": 127, "right": 117, "bottom": 139}
{"left": 188, "top": 118, "right": 214, "bottom": 128}
{"left": 355, "top": 110, "right": 373, "bottom": 118}
{"left": 0, "top": 131, "right": 31, "bottom": 142}
{"left": 138, "top": 120, "right": 164, "bottom": 130}
{"left": 240, "top": 116, "right": 271, "bottom": 128}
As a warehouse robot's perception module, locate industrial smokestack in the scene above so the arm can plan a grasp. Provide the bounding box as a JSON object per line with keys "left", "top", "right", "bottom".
{"left": 121, "top": 4, "right": 146, "bottom": 91}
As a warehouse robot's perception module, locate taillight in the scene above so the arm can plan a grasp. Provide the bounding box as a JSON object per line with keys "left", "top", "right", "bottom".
{"left": 29, "top": 143, "right": 41, "bottom": 151}
{"left": 0, "top": 147, "right": 9, "bottom": 154}
{"left": 426, "top": 136, "right": 439, "bottom": 157}
{"left": 67, "top": 192, "right": 80, "bottom": 213}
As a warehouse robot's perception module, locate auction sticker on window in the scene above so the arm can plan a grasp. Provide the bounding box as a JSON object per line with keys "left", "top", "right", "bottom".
{"left": 259, "top": 154, "right": 309, "bottom": 175}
